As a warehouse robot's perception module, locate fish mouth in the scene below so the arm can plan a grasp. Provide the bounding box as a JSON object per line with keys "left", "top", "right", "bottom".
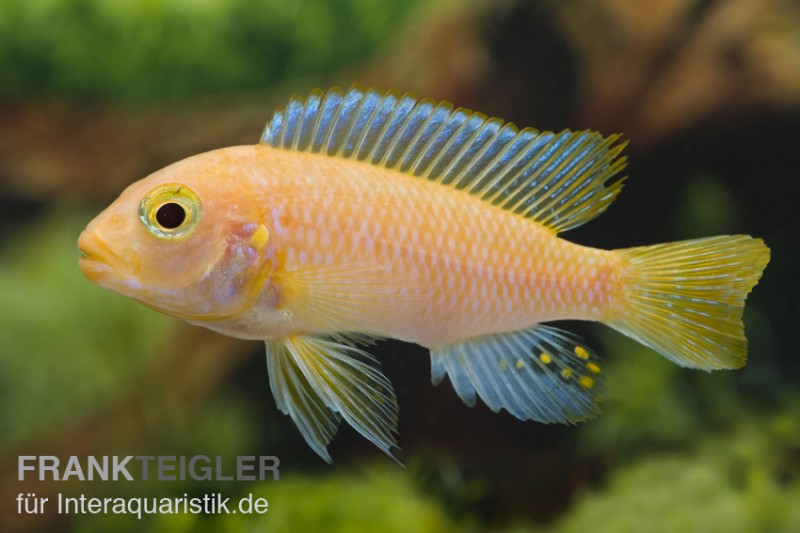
{"left": 78, "top": 230, "right": 121, "bottom": 283}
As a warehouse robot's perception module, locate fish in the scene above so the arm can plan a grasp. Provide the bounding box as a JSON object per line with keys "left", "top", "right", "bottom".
{"left": 78, "top": 86, "right": 770, "bottom": 462}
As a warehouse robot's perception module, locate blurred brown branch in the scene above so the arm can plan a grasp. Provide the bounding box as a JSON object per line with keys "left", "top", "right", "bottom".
{"left": 553, "top": 0, "right": 800, "bottom": 143}
{"left": 0, "top": 99, "right": 267, "bottom": 203}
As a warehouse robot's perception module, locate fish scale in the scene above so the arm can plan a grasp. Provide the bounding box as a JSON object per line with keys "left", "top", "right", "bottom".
{"left": 262, "top": 149, "right": 619, "bottom": 346}
{"left": 79, "top": 86, "right": 769, "bottom": 462}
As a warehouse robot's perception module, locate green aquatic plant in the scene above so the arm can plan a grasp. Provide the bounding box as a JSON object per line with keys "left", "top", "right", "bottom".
{"left": 74, "top": 465, "right": 460, "bottom": 533}
{"left": 552, "top": 408, "right": 800, "bottom": 533}
{"left": 223, "top": 466, "right": 458, "bottom": 533}
{"left": 0, "top": 208, "right": 176, "bottom": 444}
{"left": 0, "top": 0, "right": 422, "bottom": 104}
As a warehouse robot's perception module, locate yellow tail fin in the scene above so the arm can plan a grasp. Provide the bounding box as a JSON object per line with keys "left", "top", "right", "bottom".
{"left": 608, "top": 236, "right": 770, "bottom": 370}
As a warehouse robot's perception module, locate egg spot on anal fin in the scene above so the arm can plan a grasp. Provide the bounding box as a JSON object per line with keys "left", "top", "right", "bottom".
{"left": 429, "top": 325, "right": 605, "bottom": 424}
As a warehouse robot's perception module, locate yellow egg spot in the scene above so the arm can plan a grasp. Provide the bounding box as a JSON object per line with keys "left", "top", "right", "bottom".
{"left": 539, "top": 352, "right": 552, "bottom": 364}
{"left": 515, "top": 360, "right": 525, "bottom": 370}
{"left": 579, "top": 376, "right": 595, "bottom": 389}
{"left": 250, "top": 224, "right": 270, "bottom": 250}
{"left": 499, "top": 359, "right": 508, "bottom": 371}
{"left": 586, "top": 362, "right": 601, "bottom": 374}
{"left": 575, "top": 346, "right": 590, "bottom": 359}
{"left": 561, "top": 368, "right": 573, "bottom": 379}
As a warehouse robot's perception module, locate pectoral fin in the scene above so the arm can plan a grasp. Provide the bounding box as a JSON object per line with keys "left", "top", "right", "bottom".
{"left": 277, "top": 262, "right": 421, "bottom": 337}
{"left": 430, "top": 325, "right": 604, "bottom": 423}
{"left": 265, "top": 335, "right": 399, "bottom": 462}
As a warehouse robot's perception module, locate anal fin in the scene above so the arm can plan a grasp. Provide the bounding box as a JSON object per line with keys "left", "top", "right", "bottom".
{"left": 265, "top": 335, "right": 399, "bottom": 462}
{"left": 431, "top": 325, "right": 604, "bottom": 423}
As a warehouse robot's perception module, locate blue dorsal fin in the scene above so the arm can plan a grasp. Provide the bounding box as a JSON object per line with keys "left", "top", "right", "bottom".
{"left": 261, "top": 86, "right": 627, "bottom": 233}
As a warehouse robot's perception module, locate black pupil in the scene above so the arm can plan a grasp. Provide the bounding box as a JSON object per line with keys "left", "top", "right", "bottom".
{"left": 155, "top": 202, "right": 187, "bottom": 229}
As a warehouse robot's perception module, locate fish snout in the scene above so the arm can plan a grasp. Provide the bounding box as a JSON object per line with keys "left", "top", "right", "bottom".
{"left": 78, "top": 230, "right": 120, "bottom": 282}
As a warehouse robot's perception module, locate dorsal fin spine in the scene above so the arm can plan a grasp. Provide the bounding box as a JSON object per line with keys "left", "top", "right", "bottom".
{"left": 489, "top": 133, "right": 557, "bottom": 208}
{"left": 440, "top": 117, "right": 501, "bottom": 187}
{"left": 410, "top": 104, "right": 454, "bottom": 174}
{"left": 470, "top": 123, "right": 522, "bottom": 190}
{"left": 328, "top": 91, "right": 353, "bottom": 156}
{"left": 371, "top": 94, "right": 411, "bottom": 166}
{"left": 483, "top": 130, "right": 550, "bottom": 206}
{"left": 454, "top": 118, "right": 516, "bottom": 189}
{"left": 420, "top": 113, "right": 459, "bottom": 180}
{"left": 504, "top": 132, "right": 561, "bottom": 206}
{"left": 463, "top": 124, "right": 522, "bottom": 194}
{"left": 261, "top": 86, "right": 627, "bottom": 233}
{"left": 534, "top": 136, "right": 627, "bottom": 228}
{"left": 525, "top": 134, "right": 606, "bottom": 218}
{"left": 340, "top": 89, "right": 376, "bottom": 158}
{"left": 364, "top": 92, "right": 399, "bottom": 162}
{"left": 396, "top": 100, "right": 436, "bottom": 171}
{"left": 414, "top": 103, "right": 456, "bottom": 172}
{"left": 397, "top": 100, "right": 439, "bottom": 168}
{"left": 351, "top": 91, "right": 383, "bottom": 160}
{"left": 281, "top": 99, "right": 302, "bottom": 148}
{"left": 295, "top": 91, "right": 321, "bottom": 150}
{"left": 509, "top": 133, "right": 592, "bottom": 211}
{"left": 341, "top": 89, "right": 367, "bottom": 156}
{"left": 379, "top": 95, "right": 420, "bottom": 167}
{"left": 542, "top": 135, "right": 618, "bottom": 216}
{"left": 504, "top": 132, "right": 586, "bottom": 214}
{"left": 557, "top": 136, "right": 626, "bottom": 222}
{"left": 315, "top": 89, "right": 342, "bottom": 153}
{"left": 399, "top": 100, "right": 446, "bottom": 173}
{"left": 476, "top": 129, "right": 539, "bottom": 202}
{"left": 419, "top": 109, "right": 469, "bottom": 178}
{"left": 304, "top": 89, "right": 326, "bottom": 152}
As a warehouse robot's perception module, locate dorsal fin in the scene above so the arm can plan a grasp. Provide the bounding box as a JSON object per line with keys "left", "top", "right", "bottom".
{"left": 261, "top": 86, "right": 627, "bottom": 233}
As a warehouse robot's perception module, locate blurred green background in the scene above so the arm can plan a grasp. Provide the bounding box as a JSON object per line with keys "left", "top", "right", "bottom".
{"left": 1, "top": 0, "right": 798, "bottom": 531}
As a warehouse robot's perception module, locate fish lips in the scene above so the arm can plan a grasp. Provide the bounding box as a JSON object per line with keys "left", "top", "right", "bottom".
{"left": 78, "top": 229, "right": 127, "bottom": 285}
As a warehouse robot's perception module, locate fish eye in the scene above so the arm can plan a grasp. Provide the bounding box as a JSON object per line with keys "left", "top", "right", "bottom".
{"left": 139, "top": 184, "right": 201, "bottom": 239}
{"left": 155, "top": 202, "right": 187, "bottom": 229}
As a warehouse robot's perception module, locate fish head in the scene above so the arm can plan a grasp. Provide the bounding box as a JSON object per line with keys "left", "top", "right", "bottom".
{"left": 78, "top": 146, "right": 274, "bottom": 321}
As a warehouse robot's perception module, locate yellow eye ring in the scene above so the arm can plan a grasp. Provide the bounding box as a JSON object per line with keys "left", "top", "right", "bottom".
{"left": 139, "top": 183, "right": 202, "bottom": 239}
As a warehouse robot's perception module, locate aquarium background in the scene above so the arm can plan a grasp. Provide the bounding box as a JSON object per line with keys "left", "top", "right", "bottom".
{"left": 1, "top": 0, "right": 798, "bottom": 531}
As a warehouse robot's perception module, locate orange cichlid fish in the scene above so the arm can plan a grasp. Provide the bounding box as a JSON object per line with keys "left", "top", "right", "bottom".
{"left": 78, "top": 87, "right": 770, "bottom": 462}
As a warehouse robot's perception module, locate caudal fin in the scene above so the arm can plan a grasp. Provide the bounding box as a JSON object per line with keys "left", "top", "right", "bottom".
{"left": 607, "top": 236, "right": 769, "bottom": 370}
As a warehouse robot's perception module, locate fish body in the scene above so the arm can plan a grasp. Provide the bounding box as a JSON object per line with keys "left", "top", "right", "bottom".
{"left": 79, "top": 87, "right": 769, "bottom": 461}
{"left": 176, "top": 146, "right": 617, "bottom": 345}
